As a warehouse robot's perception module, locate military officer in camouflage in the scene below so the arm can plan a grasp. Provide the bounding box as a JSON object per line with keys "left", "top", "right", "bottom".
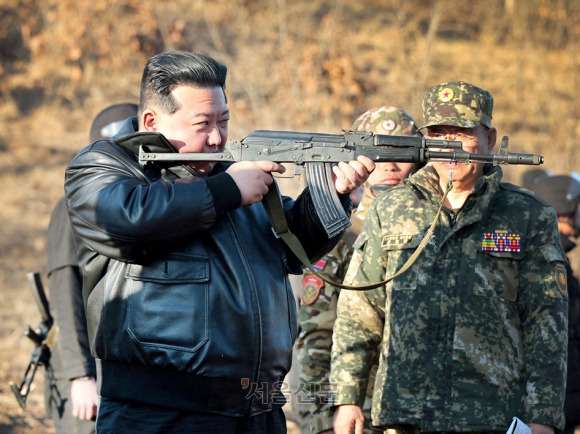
{"left": 296, "top": 106, "right": 422, "bottom": 434}
{"left": 331, "top": 81, "right": 569, "bottom": 434}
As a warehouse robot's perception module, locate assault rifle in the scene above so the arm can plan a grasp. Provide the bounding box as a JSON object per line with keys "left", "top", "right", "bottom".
{"left": 139, "top": 129, "right": 544, "bottom": 238}
{"left": 10, "top": 272, "right": 55, "bottom": 409}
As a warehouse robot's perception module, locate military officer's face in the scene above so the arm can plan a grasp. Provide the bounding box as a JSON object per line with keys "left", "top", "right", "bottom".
{"left": 425, "top": 125, "right": 497, "bottom": 186}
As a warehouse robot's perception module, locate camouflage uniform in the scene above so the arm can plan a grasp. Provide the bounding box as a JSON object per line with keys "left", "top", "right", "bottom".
{"left": 330, "top": 82, "right": 568, "bottom": 432}
{"left": 296, "top": 107, "right": 420, "bottom": 434}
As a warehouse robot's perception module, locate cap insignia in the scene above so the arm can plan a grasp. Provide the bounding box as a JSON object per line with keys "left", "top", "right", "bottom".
{"left": 438, "top": 87, "right": 454, "bottom": 102}
{"left": 382, "top": 119, "right": 396, "bottom": 131}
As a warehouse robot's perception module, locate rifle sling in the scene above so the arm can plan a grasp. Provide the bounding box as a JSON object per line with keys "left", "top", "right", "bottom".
{"left": 263, "top": 181, "right": 451, "bottom": 291}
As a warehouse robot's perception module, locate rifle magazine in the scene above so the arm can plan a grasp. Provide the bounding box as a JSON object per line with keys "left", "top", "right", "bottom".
{"left": 306, "top": 162, "right": 351, "bottom": 238}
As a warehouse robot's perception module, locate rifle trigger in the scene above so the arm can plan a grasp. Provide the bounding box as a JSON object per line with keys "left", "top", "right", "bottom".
{"left": 293, "top": 165, "right": 303, "bottom": 176}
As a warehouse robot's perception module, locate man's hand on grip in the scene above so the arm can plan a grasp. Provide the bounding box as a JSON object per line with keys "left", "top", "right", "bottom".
{"left": 226, "top": 161, "right": 286, "bottom": 205}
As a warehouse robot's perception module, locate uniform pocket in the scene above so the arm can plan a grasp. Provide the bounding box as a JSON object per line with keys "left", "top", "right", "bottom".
{"left": 342, "top": 233, "right": 369, "bottom": 286}
{"left": 382, "top": 233, "right": 423, "bottom": 291}
{"left": 473, "top": 249, "right": 523, "bottom": 302}
{"left": 125, "top": 253, "right": 209, "bottom": 352}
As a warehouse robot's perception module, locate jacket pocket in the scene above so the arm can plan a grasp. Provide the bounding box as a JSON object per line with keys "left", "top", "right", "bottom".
{"left": 472, "top": 249, "right": 524, "bottom": 302}
{"left": 125, "top": 253, "right": 209, "bottom": 352}
{"left": 382, "top": 233, "right": 423, "bottom": 291}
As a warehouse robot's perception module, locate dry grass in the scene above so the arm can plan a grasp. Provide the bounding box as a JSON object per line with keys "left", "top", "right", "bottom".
{"left": 1, "top": 0, "right": 579, "bottom": 432}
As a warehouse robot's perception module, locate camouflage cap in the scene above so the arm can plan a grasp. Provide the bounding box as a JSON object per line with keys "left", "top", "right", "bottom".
{"left": 352, "top": 106, "right": 421, "bottom": 137}
{"left": 420, "top": 81, "right": 493, "bottom": 130}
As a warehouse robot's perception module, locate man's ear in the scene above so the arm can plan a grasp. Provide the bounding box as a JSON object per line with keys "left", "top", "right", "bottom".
{"left": 486, "top": 127, "right": 497, "bottom": 153}
{"left": 142, "top": 110, "right": 157, "bottom": 132}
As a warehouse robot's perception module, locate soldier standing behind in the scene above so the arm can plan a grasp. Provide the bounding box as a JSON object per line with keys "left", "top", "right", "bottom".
{"left": 526, "top": 174, "right": 580, "bottom": 434}
{"left": 331, "top": 81, "right": 568, "bottom": 434}
{"left": 44, "top": 103, "right": 138, "bottom": 434}
{"left": 296, "top": 106, "right": 422, "bottom": 434}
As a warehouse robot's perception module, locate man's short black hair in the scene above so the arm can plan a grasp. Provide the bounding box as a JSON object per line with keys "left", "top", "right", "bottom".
{"left": 139, "top": 51, "right": 227, "bottom": 115}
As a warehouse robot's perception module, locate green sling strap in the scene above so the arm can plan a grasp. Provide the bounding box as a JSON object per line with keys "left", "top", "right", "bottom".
{"left": 262, "top": 180, "right": 452, "bottom": 292}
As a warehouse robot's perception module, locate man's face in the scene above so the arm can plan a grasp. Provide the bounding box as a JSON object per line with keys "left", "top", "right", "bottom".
{"left": 363, "top": 161, "right": 416, "bottom": 199}
{"left": 367, "top": 161, "right": 416, "bottom": 187}
{"left": 424, "top": 125, "right": 496, "bottom": 185}
{"left": 142, "top": 85, "right": 229, "bottom": 175}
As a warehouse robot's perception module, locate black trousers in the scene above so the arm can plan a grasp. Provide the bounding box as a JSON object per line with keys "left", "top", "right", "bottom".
{"left": 96, "top": 397, "right": 287, "bottom": 434}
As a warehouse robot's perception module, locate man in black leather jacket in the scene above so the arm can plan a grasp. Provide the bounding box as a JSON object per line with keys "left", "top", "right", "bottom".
{"left": 64, "top": 51, "right": 373, "bottom": 433}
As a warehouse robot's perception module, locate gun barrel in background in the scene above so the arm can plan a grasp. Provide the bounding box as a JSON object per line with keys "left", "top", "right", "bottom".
{"left": 26, "top": 272, "right": 52, "bottom": 325}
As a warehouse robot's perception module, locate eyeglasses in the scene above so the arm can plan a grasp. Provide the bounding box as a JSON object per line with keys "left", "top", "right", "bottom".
{"left": 425, "top": 131, "right": 479, "bottom": 142}
{"left": 425, "top": 126, "right": 487, "bottom": 142}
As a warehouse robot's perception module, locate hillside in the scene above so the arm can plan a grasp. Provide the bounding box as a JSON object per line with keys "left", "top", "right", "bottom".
{"left": 1, "top": 0, "right": 579, "bottom": 432}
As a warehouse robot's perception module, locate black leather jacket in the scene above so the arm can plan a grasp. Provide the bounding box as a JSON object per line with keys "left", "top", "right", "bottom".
{"left": 64, "top": 118, "right": 350, "bottom": 416}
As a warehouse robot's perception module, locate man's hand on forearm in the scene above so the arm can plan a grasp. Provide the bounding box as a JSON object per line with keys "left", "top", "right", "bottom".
{"left": 332, "top": 156, "right": 375, "bottom": 195}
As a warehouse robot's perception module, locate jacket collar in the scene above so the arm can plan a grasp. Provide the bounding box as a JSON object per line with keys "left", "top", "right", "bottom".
{"left": 112, "top": 116, "right": 177, "bottom": 156}
{"left": 409, "top": 163, "right": 502, "bottom": 202}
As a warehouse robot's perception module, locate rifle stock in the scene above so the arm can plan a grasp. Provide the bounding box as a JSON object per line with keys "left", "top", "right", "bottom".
{"left": 139, "top": 129, "right": 544, "bottom": 238}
